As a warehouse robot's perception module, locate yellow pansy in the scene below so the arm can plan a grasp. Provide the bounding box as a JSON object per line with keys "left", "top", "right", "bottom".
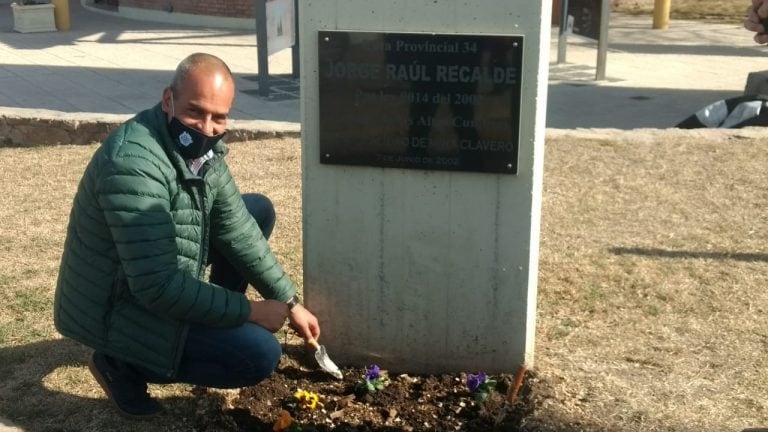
{"left": 293, "top": 389, "right": 319, "bottom": 410}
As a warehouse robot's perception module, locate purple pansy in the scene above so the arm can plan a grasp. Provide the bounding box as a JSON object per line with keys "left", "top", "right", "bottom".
{"left": 364, "top": 364, "right": 382, "bottom": 381}
{"left": 466, "top": 373, "right": 487, "bottom": 392}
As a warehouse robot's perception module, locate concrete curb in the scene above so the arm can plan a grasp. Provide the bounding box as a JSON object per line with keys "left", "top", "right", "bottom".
{"left": 545, "top": 127, "right": 768, "bottom": 142}
{"left": 0, "top": 108, "right": 300, "bottom": 147}
{"left": 3, "top": 107, "right": 768, "bottom": 148}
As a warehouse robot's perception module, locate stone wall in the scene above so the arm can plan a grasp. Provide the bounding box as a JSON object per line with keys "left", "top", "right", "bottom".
{"left": 0, "top": 115, "right": 120, "bottom": 147}
{"left": 119, "top": 0, "right": 253, "bottom": 18}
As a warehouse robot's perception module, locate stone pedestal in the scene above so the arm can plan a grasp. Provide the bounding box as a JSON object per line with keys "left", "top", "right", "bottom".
{"left": 300, "top": 0, "right": 550, "bottom": 374}
{"left": 51, "top": 0, "right": 70, "bottom": 31}
{"left": 11, "top": 3, "right": 57, "bottom": 33}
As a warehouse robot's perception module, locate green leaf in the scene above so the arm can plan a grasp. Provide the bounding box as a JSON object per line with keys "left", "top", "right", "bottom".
{"left": 474, "top": 391, "right": 489, "bottom": 402}
{"left": 477, "top": 380, "right": 497, "bottom": 395}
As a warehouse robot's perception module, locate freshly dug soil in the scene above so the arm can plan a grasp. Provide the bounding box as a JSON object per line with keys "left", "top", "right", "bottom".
{"left": 194, "top": 345, "right": 537, "bottom": 432}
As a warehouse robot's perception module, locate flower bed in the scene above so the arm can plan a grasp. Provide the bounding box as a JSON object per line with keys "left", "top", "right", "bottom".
{"left": 192, "top": 345, "right": 535, "bottom": 431}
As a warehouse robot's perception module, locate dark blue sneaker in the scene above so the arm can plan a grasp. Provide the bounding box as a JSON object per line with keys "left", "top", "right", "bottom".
{"left": 88, "top": 352, "right": 163, "bottom": 419}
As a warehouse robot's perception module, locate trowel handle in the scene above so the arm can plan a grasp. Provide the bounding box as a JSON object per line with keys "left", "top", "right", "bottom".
{"left": 307, "top": 338, "right": 320, "bottom": 350}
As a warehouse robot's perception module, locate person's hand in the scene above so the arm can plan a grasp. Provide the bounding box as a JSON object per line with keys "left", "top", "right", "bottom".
{"left": 288, "top": 304, "right": 320, "bottom": 342}
{"left": 247, "top": 299, "right": 289, "bottom": 332}
{"left": 745, "top": 0, "right": 768, "bottom": 44}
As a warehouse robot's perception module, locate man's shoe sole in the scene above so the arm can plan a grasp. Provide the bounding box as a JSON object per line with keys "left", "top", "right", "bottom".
{"left": 88, "top": 355, "right": 162, "bottom": 420}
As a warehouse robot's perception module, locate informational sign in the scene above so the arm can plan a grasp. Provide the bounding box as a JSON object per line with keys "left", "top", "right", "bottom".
{"left": 567, "top": 0, "right": 602, "bottom": 40}
{"left": 318, "top": 31, "right": 523, "bottom": 174}
{"left": 266, "top": 0, "right": 295, "bottom": 56}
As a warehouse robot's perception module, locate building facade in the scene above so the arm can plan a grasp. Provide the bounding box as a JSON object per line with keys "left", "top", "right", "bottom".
{"left": 84, "top": 0, "right": 255, "bottom": 29}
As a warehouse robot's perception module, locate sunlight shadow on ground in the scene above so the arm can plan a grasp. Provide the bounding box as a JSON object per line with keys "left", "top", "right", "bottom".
{"left": 0, "top": 338, "right": 226, "bottom": 431}
{"left": 608, "top": 246, "right": 768, "bottom": 262}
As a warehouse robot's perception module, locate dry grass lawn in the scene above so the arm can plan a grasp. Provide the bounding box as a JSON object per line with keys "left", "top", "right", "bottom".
{"left": 535, "top": 130, "right": 768, "bottom": 431}
{"left": 2, "top": 131, "right": 768, "bottom": 431}
{"left": 0, "top": 139, "right": 303, "bottom": 431}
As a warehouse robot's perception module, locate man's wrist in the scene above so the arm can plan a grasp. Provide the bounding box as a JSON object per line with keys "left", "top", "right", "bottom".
{"left": 286, "top": 294, "right": 301, "bottom": 310}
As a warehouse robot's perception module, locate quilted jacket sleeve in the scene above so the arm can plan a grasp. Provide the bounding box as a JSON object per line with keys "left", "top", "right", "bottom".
{"left": 96, "top": 138, "right": 251, "bottom": 327}
{"left": 209, "top": 162, "right": 297, "bottom": 302}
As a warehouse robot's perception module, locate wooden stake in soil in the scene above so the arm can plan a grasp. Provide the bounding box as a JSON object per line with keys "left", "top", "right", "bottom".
{"left": 495, "top": 365, "right": 528, "bottom": 425}
{"left": 507, "top": 365, "right": 528, "bottom": 404}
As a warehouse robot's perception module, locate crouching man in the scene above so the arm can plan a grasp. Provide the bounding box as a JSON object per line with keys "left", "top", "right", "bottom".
{"left": 54, "top": 53, "right": 319, "bottom": 418}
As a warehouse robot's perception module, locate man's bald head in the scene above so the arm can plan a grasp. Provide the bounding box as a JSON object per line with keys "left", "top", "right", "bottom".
{"left": 162, "top": 53, "right": 235, "bottom": 137}
{"left": 169, "top": 53, "right": 234, "bottom": 96}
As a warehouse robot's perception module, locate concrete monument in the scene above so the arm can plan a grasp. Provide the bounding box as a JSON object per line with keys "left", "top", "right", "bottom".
{"left": 300, "top": 0, "right": 550, "bottom": 374}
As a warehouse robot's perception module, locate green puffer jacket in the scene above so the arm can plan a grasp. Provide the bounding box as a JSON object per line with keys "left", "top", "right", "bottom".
{"left": 54, "top": 103, "right": 296, "bottom": 378}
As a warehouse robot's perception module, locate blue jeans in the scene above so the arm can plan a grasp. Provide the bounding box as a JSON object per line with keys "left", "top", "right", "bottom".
{"left": 110, "top": 193, "right": 282, "bottom": 388}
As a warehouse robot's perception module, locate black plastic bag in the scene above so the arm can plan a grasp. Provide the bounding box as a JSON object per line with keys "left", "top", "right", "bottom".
{"left": 676, "top": 94, "right": 768, "bottom": 129}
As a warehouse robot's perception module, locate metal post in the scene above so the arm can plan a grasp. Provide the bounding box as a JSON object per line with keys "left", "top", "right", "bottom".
{"left": 653, "top": 0, "right": 671, "bottom": 30}
{"left": 51, "top": 0, "right": 70, "bottom": 31}
{"left": 255, "top": 0, "right": 270, "bottom": 96}
{"left": 596, "top": 0, "right": 610, "bottom": 80}
{"left": 291, "top": 0, "right": 300, "bottom": 78}
{"left": 557, "top": 0, "right": 569, "bottom": 64}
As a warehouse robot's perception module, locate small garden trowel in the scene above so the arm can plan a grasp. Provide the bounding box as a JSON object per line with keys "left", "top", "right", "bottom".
{"left": 307, "top": 338, "right": 343, "bottom": 379}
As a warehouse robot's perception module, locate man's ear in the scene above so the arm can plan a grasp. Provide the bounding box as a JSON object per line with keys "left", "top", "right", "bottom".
{"left": 161, "top": 87, "right": 173, "bottom": 114}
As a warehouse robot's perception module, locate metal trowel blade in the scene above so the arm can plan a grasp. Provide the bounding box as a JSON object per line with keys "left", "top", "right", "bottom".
{"left": 310, "top": 340, "right": 343, "bottom": 379}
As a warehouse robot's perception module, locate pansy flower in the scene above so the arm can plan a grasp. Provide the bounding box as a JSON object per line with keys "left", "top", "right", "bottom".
{"left": 293, "top": 389, "right": 319, "bottom": 410}
{"left": 364, "top": 364, "right": 382, "bottom": 381}
{"left": 466, "top": 372, "right": 487, "bottom": 393}
{"left": 357, "top": 364, "right": 390, "bottom": 393}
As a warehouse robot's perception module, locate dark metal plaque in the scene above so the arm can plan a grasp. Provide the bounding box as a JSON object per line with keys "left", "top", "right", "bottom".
{"left": 568, "top": 0, "right": 603, "bottom": 40}
{"left": 318, "top": 31, "right": 523, "bottom": 174}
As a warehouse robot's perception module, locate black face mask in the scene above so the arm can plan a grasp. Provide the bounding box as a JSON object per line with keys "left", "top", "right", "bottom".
{"left": 167, "top": 92, "right": 227, "bottom": 159}
{"left": 167, "top": 116, "right": 226, "bottom": 160}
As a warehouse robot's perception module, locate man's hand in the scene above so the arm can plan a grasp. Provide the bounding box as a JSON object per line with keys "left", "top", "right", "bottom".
{"left": 288, "top": 304, "right": 320, "bottom": 342}
{"left": 745, "top": 0, "right": 768, "bottom": 44}
{"left": 247, "top": 299, "right": 289, "bottom": 332}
